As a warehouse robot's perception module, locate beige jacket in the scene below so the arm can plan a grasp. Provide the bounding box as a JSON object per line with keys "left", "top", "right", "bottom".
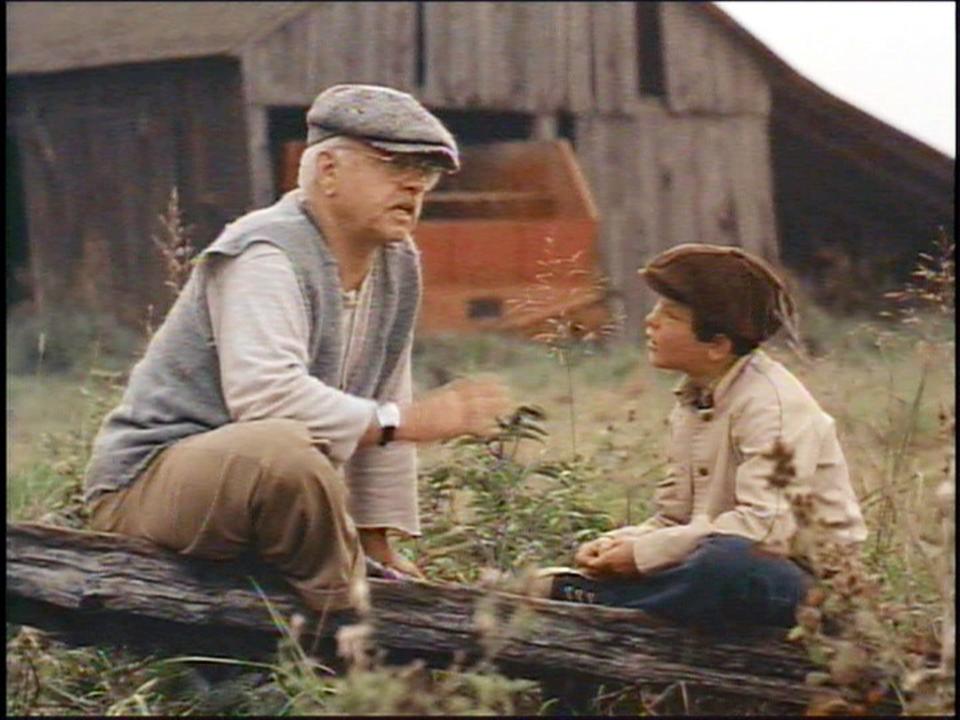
{"left": 607, "top": 350, "right": 868, "bottom": 575}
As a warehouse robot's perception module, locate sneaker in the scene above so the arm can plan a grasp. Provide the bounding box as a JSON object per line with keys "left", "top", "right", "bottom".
{"left": 528, "top": 567, "right": 602, "bottom": 604}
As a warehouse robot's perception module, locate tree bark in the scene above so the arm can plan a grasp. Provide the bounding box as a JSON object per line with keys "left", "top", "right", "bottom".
{"left": 8, "top": 522, "right": 823, "bottom": 708}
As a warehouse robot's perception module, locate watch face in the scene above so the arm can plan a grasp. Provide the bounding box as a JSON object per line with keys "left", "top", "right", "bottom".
{"left": 377, "top": 402, "right": 401, "bottom": 429}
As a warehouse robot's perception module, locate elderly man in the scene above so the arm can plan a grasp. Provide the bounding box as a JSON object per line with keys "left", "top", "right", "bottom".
{"left": 84, "top": 84, "right": 511, "bottom": 613}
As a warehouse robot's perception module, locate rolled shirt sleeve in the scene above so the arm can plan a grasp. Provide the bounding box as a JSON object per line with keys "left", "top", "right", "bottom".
{"left": 206, "top": 243, "right": 377, "bottom": 464}
{"left": 602, "top": 512, "right": 682, "bottom": 542}
{"left": 344, "top": 337, "right": 421, "bottom": 536}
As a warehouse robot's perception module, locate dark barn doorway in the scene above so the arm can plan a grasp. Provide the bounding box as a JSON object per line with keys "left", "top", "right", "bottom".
{"left": 6, "top": 133, "right": 31, "bottom": 309}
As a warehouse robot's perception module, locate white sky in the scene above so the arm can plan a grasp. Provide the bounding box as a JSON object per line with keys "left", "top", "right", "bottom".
{"left": 714, "top": 1, "right": 956, "bottom": 157}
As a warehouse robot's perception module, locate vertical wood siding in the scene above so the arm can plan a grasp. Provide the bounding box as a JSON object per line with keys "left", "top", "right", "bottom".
{"left": 9, "top": 59, "right": 249, "bottom": 325}
{"left": 660, "top": 1, "right": 770, "bottom": 115}
{"left": 235, "top": 1, "right": 779, "bottom": 337}
{"left": 243, "top": 1, "right": 646, "bottom": 115}
{"left": 576, "top": 106, "right": 777, "bottom": 337}
{"left": 11, "top": 1, "right": 784, "bottom": 337}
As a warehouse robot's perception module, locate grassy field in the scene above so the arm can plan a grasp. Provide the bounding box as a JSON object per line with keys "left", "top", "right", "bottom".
{"left": 6, "top": 298, "right": 955, "bottom": 714}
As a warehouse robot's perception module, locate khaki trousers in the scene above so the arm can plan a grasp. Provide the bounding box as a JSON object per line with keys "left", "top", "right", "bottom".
{"left": 89, "top": 418, "right": 364, "bottom": 613}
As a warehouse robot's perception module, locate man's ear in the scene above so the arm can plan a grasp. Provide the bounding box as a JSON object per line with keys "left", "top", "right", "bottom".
{"left": 316, "top": 150, "right": 338, "bottom": 196}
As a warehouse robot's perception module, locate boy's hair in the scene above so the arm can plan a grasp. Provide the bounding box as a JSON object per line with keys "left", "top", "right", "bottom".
{"left": 639, "top": 244, "right": 800, "bottom": 356}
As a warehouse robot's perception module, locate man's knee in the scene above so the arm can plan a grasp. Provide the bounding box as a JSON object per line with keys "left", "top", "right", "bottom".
{"left": 251, "top": 430, "right": 346, "bottom": 511}
{"left": 206, "top": 419, "right": 335, "bottom": 474}
{"left": 217, "top": 418, "right": 314, "bottom": 453}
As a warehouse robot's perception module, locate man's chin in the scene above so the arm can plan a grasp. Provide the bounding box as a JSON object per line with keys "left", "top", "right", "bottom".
{"left": 383, "top": 233, "right": 411, "bottom": 245}
{"left": 381, "top": 226, "right": 416, "bottom": 244}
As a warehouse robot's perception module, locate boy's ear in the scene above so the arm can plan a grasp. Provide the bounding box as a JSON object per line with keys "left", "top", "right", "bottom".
{"left": 707, "top": 334, "right": 734, "bottom": 361}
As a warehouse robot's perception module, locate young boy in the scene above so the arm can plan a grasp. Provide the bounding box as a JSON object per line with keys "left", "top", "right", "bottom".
{"left": 537, "top": 244, "right": 867, "bottom": 629}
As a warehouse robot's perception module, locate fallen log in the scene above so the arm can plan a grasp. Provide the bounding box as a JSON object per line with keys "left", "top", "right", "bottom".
{"left": 8, "top": 522, "right": 825, "bottom": 709}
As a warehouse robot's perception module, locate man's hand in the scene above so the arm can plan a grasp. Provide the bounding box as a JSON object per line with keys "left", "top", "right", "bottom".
{"left": 576, "top": 536, "right": 640, "bottom": 579}
{"left": 401, "top": 375, "right": 512, "bottom": 442}
{"left": 358, "top": 527, "right": 424, "bottom": 579}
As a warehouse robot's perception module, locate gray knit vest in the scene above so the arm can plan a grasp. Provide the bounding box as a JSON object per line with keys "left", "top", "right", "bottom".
{"left": 84, "top": 190, "right": 421, "bottom": 502}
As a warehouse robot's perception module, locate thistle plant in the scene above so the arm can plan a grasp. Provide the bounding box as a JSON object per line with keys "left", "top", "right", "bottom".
{"left": 506, "top": 236, "right": 622, "bottom": 457}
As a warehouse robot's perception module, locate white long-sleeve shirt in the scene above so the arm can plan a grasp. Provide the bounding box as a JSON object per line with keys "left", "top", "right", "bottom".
{"left": 205, "top": 242, "right": 420, "bottom": 535}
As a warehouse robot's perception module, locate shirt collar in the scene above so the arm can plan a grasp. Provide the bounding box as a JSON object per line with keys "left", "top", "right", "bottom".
{"left": 672, "top": 350, "right": 761, "bottom": 410}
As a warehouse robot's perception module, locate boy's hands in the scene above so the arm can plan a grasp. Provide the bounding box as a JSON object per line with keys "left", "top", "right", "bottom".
{"left": 574, "top": 536, "right": 616, "bottom": 568}
{"left": 575, "top": 536, "right": 640, "bottom": 578}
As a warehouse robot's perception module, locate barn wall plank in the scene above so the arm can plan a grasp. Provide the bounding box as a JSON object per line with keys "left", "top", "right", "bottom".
{"left": 443, "top": 3, "right": 479, "bottom": 106}
{"left": 576, "top": 111, "right": 669, "bottom": 337}
{"left": 565, "top": 3, "right": 594, "bottom": 113}
{"left": 622, "top": 108, "right": 665, "bottom": 336}
{"left": 380, "top": 2, "right": 417, "bottom": 91}
{"left": 510, "top": 2, "right": 541, "bottom": 112}
{"left": 710, "top": 28, "right": 739, "bottom": 115}
{"left": 749, "top": 116, "right": 780, "bottom": 261}
{"left": 524, "top": 3, "right": 563, "bottom": 111}
{"left": 726, "top": 116, "right": 765, "bottom": 255}
{"left": 694, "top": 118, "right": 736, "bottom": 247}
{"left": 420, "top": 2, "right": 451, "bottom": 105}
{"left": 661, "top": 2, "right": 774, "bottom": 117}
{"left": 11, "top": 61, "right": 249, "bottom": 324}
{"left": 590, "top": 2, "right": 638, "bottom": 115}
{"left": 731, "top": 37, "right": 772, "bottom": 115}
{"left": 661, "top": 2, "right": 714, "bottom": 113}
{"left": 655, "top": 116, "right": 699, "bottom": 249}
{"left": 473, "top": 2, "right": 498, "bottom": 106}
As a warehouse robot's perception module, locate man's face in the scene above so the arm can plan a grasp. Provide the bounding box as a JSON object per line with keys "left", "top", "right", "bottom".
{"left": 326, "top": 142, "right": 442, "bottom": 245}
{"left": 644, "top": 297, "right": 722, "bottom": 376}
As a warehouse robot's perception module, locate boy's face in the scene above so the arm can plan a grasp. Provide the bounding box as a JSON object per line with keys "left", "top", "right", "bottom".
{"left": 644, "top": 298, "right": 732, "bottom": 378}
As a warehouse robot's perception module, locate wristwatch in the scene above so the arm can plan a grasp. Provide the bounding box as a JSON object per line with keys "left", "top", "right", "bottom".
{"left": 375, "top": 402, "right": 401, "bottom": 446}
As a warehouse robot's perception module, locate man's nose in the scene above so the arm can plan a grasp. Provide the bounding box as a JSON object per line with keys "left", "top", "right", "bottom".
{"left": 400, "top": 173, "right": 430, "bottom": 193}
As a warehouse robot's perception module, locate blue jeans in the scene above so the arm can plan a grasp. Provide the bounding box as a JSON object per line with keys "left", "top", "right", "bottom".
{"left": 554, "top": 534, "right": 812, "bottom": 629}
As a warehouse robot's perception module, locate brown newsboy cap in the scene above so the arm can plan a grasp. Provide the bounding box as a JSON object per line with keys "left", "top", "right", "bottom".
{"left": 639, "top": 243, "right": 797, "bottom": 344}
{"left": 306, "top": 84, "right": 460, "bottom": 172}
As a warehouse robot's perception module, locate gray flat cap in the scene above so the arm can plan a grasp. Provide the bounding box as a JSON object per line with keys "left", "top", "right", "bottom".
{"left": 306, "top": 84, "right": 459, "bottom": 172}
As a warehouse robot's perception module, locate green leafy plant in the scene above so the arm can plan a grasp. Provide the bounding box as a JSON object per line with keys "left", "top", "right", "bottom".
{"left": 409, "top": 406, "right": 614, "bottom": 583}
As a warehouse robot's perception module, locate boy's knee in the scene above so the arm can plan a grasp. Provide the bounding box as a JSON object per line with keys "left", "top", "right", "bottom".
{"left": 692, "top": 533, "right": 749, "bottom": 558}
{"left": 684, "top": 535, "right": 753, "bottom": 579}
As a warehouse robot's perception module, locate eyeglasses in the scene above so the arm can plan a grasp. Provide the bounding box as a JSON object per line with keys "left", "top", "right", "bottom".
{"left": 336, "top": 146, "right": 443, "bottom": 189}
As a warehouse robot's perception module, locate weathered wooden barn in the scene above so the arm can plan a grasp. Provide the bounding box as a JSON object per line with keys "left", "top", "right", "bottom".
{"left": 7, "top": 1, "right": 954, "bottom": 337}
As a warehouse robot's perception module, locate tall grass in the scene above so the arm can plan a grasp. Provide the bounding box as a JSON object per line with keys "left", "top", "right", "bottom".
{"left": 5, "top": 226, "right": 955, "bottom": 714}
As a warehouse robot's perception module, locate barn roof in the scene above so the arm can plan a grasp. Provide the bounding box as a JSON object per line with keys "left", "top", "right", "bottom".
{"left": 702, "top": 3, "right": 953, "bottom": 181}
{"left": 6, "top": 1, "right": 306, "bottom": 75}
{"left": 8, "top": 0, "right": 953, "bottom": 185}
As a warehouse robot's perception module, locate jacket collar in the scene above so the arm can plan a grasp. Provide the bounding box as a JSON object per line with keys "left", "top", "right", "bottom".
{"left": 673, "top": 350, "right": 761, "bottom": 410}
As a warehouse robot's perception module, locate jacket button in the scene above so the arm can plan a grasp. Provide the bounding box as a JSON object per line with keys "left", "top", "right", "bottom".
{"left": 698, "top": 467, "right": 709, "bottom": 477}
